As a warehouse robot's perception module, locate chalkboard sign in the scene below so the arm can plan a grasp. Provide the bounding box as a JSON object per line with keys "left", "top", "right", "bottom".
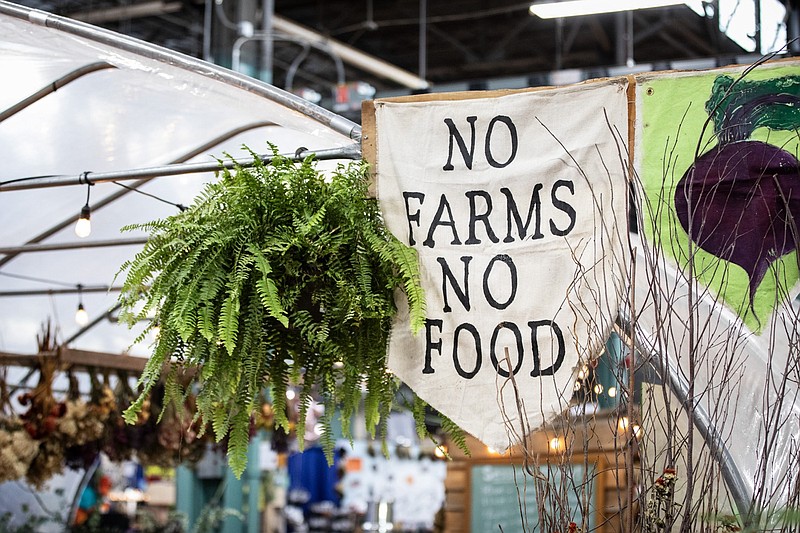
{"left": 470, "top": 462, "right": 598, "bottom": 533}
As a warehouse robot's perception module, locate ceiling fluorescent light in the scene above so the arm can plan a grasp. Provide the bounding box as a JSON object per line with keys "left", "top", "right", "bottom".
{"left": 529, "top": 0, "right": 685, "bottom": 18}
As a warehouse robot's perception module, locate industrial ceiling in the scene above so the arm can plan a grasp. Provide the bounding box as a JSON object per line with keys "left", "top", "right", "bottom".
{"left": 12, "top": 0, "right": 799, "bottom": 112}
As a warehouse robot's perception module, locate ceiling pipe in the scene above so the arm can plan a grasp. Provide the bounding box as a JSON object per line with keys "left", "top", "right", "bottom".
{"left": 69, "top": 1, "right": 183, "bottom": 24}
{"left": 271, "top": 14, "right": 430, "bottom": 90}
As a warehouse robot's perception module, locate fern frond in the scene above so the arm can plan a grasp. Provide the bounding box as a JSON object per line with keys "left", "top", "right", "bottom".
{"left": 115, "top": 150, "right": 427, "bottom": 476}
{"left": 441, "top": 414, "right": 470, "bottom": 457}
{"left": 227, "top": 406, "right": 251, "bottom": 478}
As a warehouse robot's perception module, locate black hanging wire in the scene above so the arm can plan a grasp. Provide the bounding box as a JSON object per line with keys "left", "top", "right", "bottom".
{"left": 81, "top": 173, "right": 93, "bottom": 215}
{"left": 0, "top": 271, "right": 79, "bottom": 287}
{"left": 76, "top": 283, "right": 86, "bottom": 318}
{"left": 111, "top": 181, "right": 187, "bottom": 211}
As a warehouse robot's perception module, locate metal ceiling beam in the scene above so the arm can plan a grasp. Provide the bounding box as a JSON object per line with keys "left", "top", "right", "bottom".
{"left": 486, "top": 17, "right": 533, "bottom": 61}
{"left": 669, "top": 17, "right": 718, "bottom": 55}
{"left": 563, "top": 19, "right": 585, "bottom": 56}
{"left": 0, "top": 237, "right": 148, "bottom": 255}
{"left": 69, "top": 1, "right": 183, "bottom": 24}
{"left": 271, "top": 14, "right": 430, "bottom": 90}
{"left": 428, "top": 25, "right": 479, "bottom": 62}
{"left": 589, "top": 17, "right": 612, "bottom": 52}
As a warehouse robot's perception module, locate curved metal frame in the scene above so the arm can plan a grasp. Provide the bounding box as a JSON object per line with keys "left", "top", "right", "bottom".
{"left": 0, "top": 61, "right": 116, "bottom": 123}
{"left": 0, "top": 1, "right": 362, "bottom": 143}
{"left": 617, "top": 313, "right": 753, "bottom": 520}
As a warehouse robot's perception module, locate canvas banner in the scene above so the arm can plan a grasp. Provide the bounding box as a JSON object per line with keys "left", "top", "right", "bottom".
{"left": 373, "top": 80, "right": 630, "bottom": 450}
{"left": 633, "top": 60, "right": 800, "bottom": 504}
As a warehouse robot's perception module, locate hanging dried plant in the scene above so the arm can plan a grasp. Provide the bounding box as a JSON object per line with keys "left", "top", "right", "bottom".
{"left": 134, "top": 381, "right": 209, "bottom": 468}
{"left": 116, "top": 149, "right": 426, "bottom": 476}
{"left": 60, "top": 370, "right": 115, "bottom": 470}
{"left": 0, "top": 370, "right": 38, "bottom": 484}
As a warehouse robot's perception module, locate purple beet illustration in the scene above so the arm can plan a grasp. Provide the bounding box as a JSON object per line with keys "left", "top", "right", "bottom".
{"left": 674, "top": 74, "right": 800, "bottom": 312}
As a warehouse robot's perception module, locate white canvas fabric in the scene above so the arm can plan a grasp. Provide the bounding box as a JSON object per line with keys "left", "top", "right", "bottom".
{"left": 375, "top": 80, "right": 630, "bottom": 450}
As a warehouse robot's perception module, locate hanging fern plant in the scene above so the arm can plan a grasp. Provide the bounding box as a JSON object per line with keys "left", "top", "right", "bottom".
{"left": 116, "top": 147, "right": 427, "bottom": 476}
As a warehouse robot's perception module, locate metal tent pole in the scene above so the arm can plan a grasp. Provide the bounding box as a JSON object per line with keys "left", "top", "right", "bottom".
{"left": 0, "top": 286, "right": 123, "bottom": 297}
{"left": 0, "top": 62, "right": 116, "bottom": 123}
{"left": 0, "top": 237, "right": 148, "bottom": 255}
{"left": 616, "top": 313, "right": 753, "bottom": 520}
{"left": 0, "top": 145, "right": 360, "bottom": 192}
{"left": 0, "top": 121, "right": 279, "bottom": 268}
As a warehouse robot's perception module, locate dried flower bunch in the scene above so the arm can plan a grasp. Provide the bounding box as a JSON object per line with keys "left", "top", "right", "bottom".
{"left": 0, "top": 323, "right": 219, "bottom": 486}
{"left": 644, "top": 467, "right": 679, "bottom": 531}
{"left": 0, "top": 406, "right": 38, "bottom": 483}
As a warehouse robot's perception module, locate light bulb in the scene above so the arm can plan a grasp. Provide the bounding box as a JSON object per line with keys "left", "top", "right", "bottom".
{"left": 434, "top": 445, "right": 448, "bottom": 459}
{"left": 75, "top": 205, "right": 91, "bottom": 238}
{"left": 75, "top": 303, "right": 89, "bottom": 326}
{"left": 548, "top": 437, "right": 565, "bottom": 452}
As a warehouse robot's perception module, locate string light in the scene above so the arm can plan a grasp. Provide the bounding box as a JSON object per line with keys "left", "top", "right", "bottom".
{"left": 75, "top": 182, "right": 92, "bottom": 238}
{"left": 75, "top": 284, "right": 89, "bottom": 325}
{"left": 433, "top": 444, "right": 448, "bottom": 459}
{"left": 548, "top": 436, "right": 566, "bottom": 453}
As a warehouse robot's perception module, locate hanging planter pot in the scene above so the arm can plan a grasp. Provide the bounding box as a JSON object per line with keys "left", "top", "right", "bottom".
{"left": 116, "top": 148, "right": 427, "bottom": 476}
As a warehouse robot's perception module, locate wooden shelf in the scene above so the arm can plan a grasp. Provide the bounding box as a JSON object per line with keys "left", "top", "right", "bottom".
{"left": 0, "top": 348, "right": 148, "bottom": 373}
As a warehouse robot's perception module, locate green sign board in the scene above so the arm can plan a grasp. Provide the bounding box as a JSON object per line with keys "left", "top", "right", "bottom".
{"left": 470, "top": 463, "right": 597, "bottom": 533}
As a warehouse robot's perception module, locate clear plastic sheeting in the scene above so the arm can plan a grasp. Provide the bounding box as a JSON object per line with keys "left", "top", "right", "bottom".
{"left": 0, "top": 2, "right": 359, "bottom": 357}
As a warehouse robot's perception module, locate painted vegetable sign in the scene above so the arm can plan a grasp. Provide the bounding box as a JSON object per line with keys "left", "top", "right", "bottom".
{"left": 635, "top": 62, "right": 800, "bottom": 512}
{"left": 674, "top": 74, "right": 800, "bottom": 312}
{"left": 638, "top": 65, "right": 800, "bottom": 331}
